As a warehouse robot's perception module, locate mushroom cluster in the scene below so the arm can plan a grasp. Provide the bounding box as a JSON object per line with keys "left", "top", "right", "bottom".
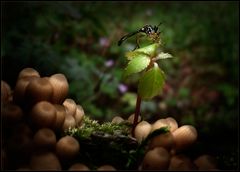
{"left": 1, "top": 67, "right": 218, "bottom": 171}
{"left": 1, "top": 68, "right": 90, "bottom": 170}
{"left": 132, "top": 117, "right": 218, "bottom": 170}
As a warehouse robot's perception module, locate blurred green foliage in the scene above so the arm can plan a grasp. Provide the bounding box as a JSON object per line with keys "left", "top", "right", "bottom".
{"left": 1, "top": 1, "right": 239, "bottom": 169}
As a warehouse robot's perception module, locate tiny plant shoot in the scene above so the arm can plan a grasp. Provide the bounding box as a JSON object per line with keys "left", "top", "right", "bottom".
{"left": 118, "top": 24, "right": 173, "bottom": 136}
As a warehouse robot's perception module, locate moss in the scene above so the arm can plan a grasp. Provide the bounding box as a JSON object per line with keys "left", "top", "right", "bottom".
{"left": 65, "top": 116, "right": 131, "bottom": 140}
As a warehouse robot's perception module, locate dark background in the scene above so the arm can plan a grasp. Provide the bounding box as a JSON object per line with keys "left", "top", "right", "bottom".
{"left": 1, "top": 1, "right": 239, "bottom": 170}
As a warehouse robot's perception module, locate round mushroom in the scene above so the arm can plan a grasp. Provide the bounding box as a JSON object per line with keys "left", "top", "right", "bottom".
{"left": 13, "top": 76, "right": 38, "bottom": 104}
{"left": 62, "top": 114, "right": 76, "bottom": 131}
{"left": 1, "top": 80, "right": 12, "bottom": 104}
{"left": 25, "top": 77, "right": 53, "bottom": 105}
{"left": 97, "top": 165, "right": 116, "bottom": 171}
{"left": 53, "top": 104, "right": 66, "bottom": 130}
{"left": 17, "top": 68, "right": 40, "bottom": 80}
{"left": 149, "top": 131, "right": 174, "bottom": 150}
{"left": 33, "top": 128, "right": 56, "bottom": 150}
{"left": 63, "top": 98, "right": 77, "bottom": 116}
{"left": 30, "top": 152, "right": 61, "bottom": 170}
{"left": 165, "top": 117, "right": 178, "bottom": 132}
{"left": 74, "top": 105, "right": 85, "bottom": 126}
{"left": 2, "top": 103, "right": 23, "bottom": 123}
{"left": 151, "top": 118, "right": 169, "bottom": 132}
{"left": 111, "top": 116, "right": 124, "bottom": 124}
{"left": 171, "top": 125, "right": 198, "bottom": 153}
{"left": 134, "top": 121, "right": 152, "bottom": 143}
{"left": 56, "top": 136, "right": 80, "bottom": 160}
{"left": 142, "top": 147, "right": 170, "bottom": 170}
{"left": 30, "top": 101, "right": 56, "bottom": 129}
{"left": 48, "top": 73, "right": 69, "bottom": 104}
{"left": 68, "top": 163, "right": 90, "bottom": 171}
{"left": 168, "top": 154, "right": 197, "bottom": 170}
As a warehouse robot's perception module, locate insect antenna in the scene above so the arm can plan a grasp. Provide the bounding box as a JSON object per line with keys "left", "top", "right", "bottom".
{"left": 154, "top": 22, "right": 164, "bottom": 32}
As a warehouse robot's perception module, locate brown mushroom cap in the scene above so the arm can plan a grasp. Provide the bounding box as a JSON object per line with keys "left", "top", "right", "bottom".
{"left": 142, "top": 147, "right": 170, "bottom": 170}
{"left": 68, "top": 163, "right": 90, "bottom": 171}
{"left": 25, "top": 77, "right": 53, "bottom": 105}
{"left": 30, "top": 152, "right": 61, "bottom": 170}
{"left": 74, "top": 105, "right": 85, "bottom": 126}
{"left": 63, "top": 98, "right": 77, "bottom": 116}
{"left": 172, "top": 125, "right": 198, "bottom": 152}
{"left": 134, "top": 121, "right": 152, "bottom": 143}
{"left": 62, "top": 114, "right": 76, "bottom": 131}
{"left": 168, "top": 154, "right": 197, "bottom": 170}
{"left": 97, "top": 165, "right": 116, "bottom": 171}
{"left": 48, "top": 73, "right": 69, "bottom": 104}
{"left": 165, "top": 117, "right": 178, "bottom": 132}
{"left": 111, "top": 116, "right": 124, "bottom": 124}
{"left": 56, "top": 136, "right": 80, "bottom": 160}
{"left": 30, "top": 101, "right": 56, "bottom": 128}
{"left": 149, "top": 132, "right": 174, "bottom": 150}
{"left": 53, "top": 104, "right": 66, "bottom": 130}
{"left": 18, "top": 68, "right": 40, "bottom": 80}
{"left": 151, "top": 118, "right": 169, "bottom": 132}
{"left": 2, "top": 103, "right": 23, "bottom": 123}
{"left": 1, "top": 80, "right": 12, "bottom": 103}
{"left": 33, "top": 128, "right": 56, "bottom": 150}
{"left": 13, "top": 76, "right": 38, "bottom": 104}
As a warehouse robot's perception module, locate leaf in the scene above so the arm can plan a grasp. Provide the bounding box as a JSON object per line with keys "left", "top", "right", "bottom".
{"left": 122, "top": 55, "right": 150, "bottom": 79}
{"left": 138, "top": 63, "right": 165, "bottom": 99}
{"left": 135, "top": 43, "right": 159, "bottom": 56}
{"left": 125, "top": 51, "right": 149, "bottom": 60}
{"left": 125, "top": 43, "right": 159, "bottom": 61}
{"left": 156, "top": 52, "right": 173, "bottom": 60}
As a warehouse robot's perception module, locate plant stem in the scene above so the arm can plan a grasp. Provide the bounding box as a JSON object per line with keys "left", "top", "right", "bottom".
{"left": 131, "top": 59, "right": 155, "bottom": 137}
{"left": 132, "top": 95, "right": 142, "bottom": 137}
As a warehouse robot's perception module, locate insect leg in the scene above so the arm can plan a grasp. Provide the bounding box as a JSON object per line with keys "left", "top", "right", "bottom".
{"left": 134, "top": 34, "right": 140, "bottom": 50}
{"left": 118, "top": 30, "right": 140, "bottom": 46}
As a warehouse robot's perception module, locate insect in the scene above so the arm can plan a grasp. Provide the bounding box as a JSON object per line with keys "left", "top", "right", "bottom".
{"left": 118, "top": 23, "right": 162, "bottom": 48}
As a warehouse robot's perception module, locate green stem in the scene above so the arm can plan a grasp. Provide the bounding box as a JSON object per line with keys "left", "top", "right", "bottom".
{"left": 132, "top": 95, "right": 142, "bottom": 137}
